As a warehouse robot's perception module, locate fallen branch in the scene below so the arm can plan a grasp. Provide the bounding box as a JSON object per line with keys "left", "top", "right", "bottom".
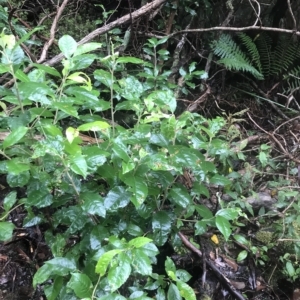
{"left": 178, "top": 232, "right": 246, "bottom": 300}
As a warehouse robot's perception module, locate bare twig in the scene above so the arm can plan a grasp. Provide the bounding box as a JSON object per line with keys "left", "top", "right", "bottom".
{"left": 248, "top": 0, "right": 261, "bottom": 26}
{"left": 38, "top": 0, "right": 70, "bottom": 63}
{"left": 287, "top": 0, "right": 297, "bottom": 31}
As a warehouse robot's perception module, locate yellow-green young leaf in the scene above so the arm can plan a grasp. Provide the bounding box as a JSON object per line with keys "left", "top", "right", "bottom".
{"left": 95, "top": 249, "right": 123, "bottom": 276}
{"left": 66, "top": 127, "right": 79, "bottom": 143}
{"left": 177, "top": 281, "right": 196, "bottom": 300}
{"left": 67, "top": 273, "right": 92, "bottom": 299}
{"left": 128, "top": 237, "right": 152, "bottom": 248}
{"left": 78, "top": 121, "right": 110, "bottom": 131}
{"left": 2, "top": 126, "right": 28, "bottom": 149}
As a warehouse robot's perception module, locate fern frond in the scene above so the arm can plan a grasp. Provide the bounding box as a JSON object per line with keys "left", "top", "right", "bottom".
{"left": 238, "top": 33, "right": 262, "bottom": 73}
{"left": 270, "top": 35, "right": 300, "bottom": 76}
{"left": 255, "top": 33, "right": 272, "bottom": 77}
{"left": 211, "top": 34, "right": 264, "bottom": 79}
{"left": 282, "top": 66, "right": 300, "bottom": 94}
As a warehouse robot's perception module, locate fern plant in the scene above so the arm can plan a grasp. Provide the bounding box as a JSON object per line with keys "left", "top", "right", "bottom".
{"left": 211, "top": 34, "right": 264, "bottom": 80}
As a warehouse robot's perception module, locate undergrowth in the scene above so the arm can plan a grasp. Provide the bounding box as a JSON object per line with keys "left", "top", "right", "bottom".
{"left": 0, "top": 28, "right": 299, "bottom": 299}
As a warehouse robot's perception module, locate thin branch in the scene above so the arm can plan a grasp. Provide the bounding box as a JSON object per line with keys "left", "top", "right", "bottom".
{"left": 287, "top": 0, "right": 297, "bottom": 30}
{"left": 38, "top": 0, "right": 70, "bottom": 63}
{"left": 44, "top": 0, "right": 168, "bottom": 66}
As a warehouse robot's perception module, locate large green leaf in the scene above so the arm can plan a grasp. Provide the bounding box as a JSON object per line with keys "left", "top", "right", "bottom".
{"left": 169, "top": 185, "right": 192, "bottom": 208}
{"left": 177, "top": 280, "right": 196, "bottom": 300}
{"left": 69, "top": 153, "right": 88, "bottom": 178}
{"left": 104, "top": 186, "right": 131, "bottom": 211}
{"left": 95, "top": 249, "right": 123, "bottom": 276}
{"left": 131, "top": 249, "right": 152, "bottom": 275}
{"left": 58, "top": 35, "right": 77, "bottom": 58}
{"left": 44, "top": 276, "right": 63, "bottom": 300}
{"left": 108, "top": 252, "right": 131, "bottom": 292}
{"left": 3, "top": 191, "right": 17, "bottom": 211}
{"left": 215, "top": 215, "right": 232, "bottom": 241}
{"left": 123, "top": 175, "right": 148, "bottom": 207}
{"left": 2, "top": 126, "right": 28, "bottom": 149}
{"left": 18, "top": 82, "right": 55, "bottom": 105}
{"left": 0, "top": 222, "right": 15, "bottom": 241}
{"left": 67, "top": 273, "right": 92, "bottom": 298}
{"left": 78, "top": 121, "right": 110, "bottom": 131}
{"left": 152, "top": 211, "right": 172, "bottom": 246}
{"left": 74, "top": 42, "right": 102, "bottom": 56}
{"left": 81, "top": 192, "right": 106, "bottom": 217}
{"left": 7, "top": 159, "right": 30, "bottom": 175}
{"left": 31, "top": 63, "right": 61, "bottom": 77}
{"left": 128, "top": 237, "right": 152, "bottom": 248}
{"left": 167, "top": 283, "right": 182, "bottom": 300}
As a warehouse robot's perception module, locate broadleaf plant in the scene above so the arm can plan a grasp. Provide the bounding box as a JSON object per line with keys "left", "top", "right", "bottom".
{"left": 0, "top": 33, "right": 241, "bottom": 298}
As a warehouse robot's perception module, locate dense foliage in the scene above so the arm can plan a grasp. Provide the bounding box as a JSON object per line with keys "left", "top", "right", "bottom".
{"left": 1, "top": 0, "right": 300, "bottom": 299}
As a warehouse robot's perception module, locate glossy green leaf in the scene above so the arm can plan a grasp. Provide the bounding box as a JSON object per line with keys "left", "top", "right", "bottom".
{"left": 112, "top": 139, "right": 130, "bottom": 162}
{"left": 0, "top": 222, "right": 15, "bottom": 241}
{"left": 152, "top": 211, "right": 172, "bottom": 246}
{"left": 195, "top": 220, "right": 208, "bottom": 235}
{"left": 70, "top": 153, "right": 88, "bottom": 178}
{"left": 81, "top": 192, "right": 105, "bottom": 217}
{"left": 108, "top": 252, "right": 131, "bottom": 292}
{"left": 33, "top": 264, "right": 53, "bottom": 288}
{"left": 95, "top": 249, "right": 123, "bottom": 275}
{"left": 2, "top": 126, "right": 28, "bottom": 149}
{"left": 237, "top": 250, "right": 248, "bottom": 262}
{"left": 210, "top": 174, "right": 231, "bottom": 186}
{"left": 124, "top": 175, "right": 148, "bottom": 207}
{"left": 167, "top": 283, "right": 182, "bottom": 300}
{"left": 233, "top": 234, "right": 249, "bottom": 246}
{"left": 131, "top": 248, "right": 152, "bottom": 275}
{"left": 104, "top": 186, "right": 131, "bottom": 211}
{"left": 98, "top": 295, "right": 127, "bottom": 300}
{"left": 116, "top": 57, "right": 144, "bottom": 64}
{"left": 52, "top": 102, "right": 78, "bottom": 118}
{"left": 74, "top": 42, "right": 102, "bottom": 56}
{"left": 94, "top": 69, "right": 116, "bottom": 88}
{"left": 78, "top": 121, "right": 110, "bottom": 131}
{"left": 44, "top": 276, "right": 63, "bottom": 300}
{"left": 286, "top": 261, "right": 295, "bottom": 277}
{"left": 7, "top": 171, "right": 30, "bottom": 187}
{"left": 67, "top": 273, "right": 92, "bottom": 298}
{"left": 18, "top": 82, "right": 54, "bottom": 105}
{"left": 3, "top": 191, "right": 17, "bottom": 211}
{"left": 32, "top": 63, "right": 61, "bottom": 77}
{"left": 165, "top": 257, "right": 176, "bottom": 274}
{"left": 128, "top": 237, "right": 152, "bottom": 248}
{"left": 7, "top": 159, "right": 30, "bottom": 175}
{"left": 216, "top": 208, "right": 239, "bottom": 220}
{"left": 176, "top": 280, "right": 196, "bottom": 300}
{"left": 215, "top": 215, "right": 232, "bottom": 241}
{"left": 176, "top": 270, "right": 192, "bottom": 283}
{"left": 195, "top": 205, "right": 213, "bottom": 219}
{"left": 169, "top": 186, "right": 191, "bottom": 208}
{"left": 27, "top": 188, "right": 53, "bottom": 208}
{"left": 58, "top": 35, "right": 77, "bottom": 58}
